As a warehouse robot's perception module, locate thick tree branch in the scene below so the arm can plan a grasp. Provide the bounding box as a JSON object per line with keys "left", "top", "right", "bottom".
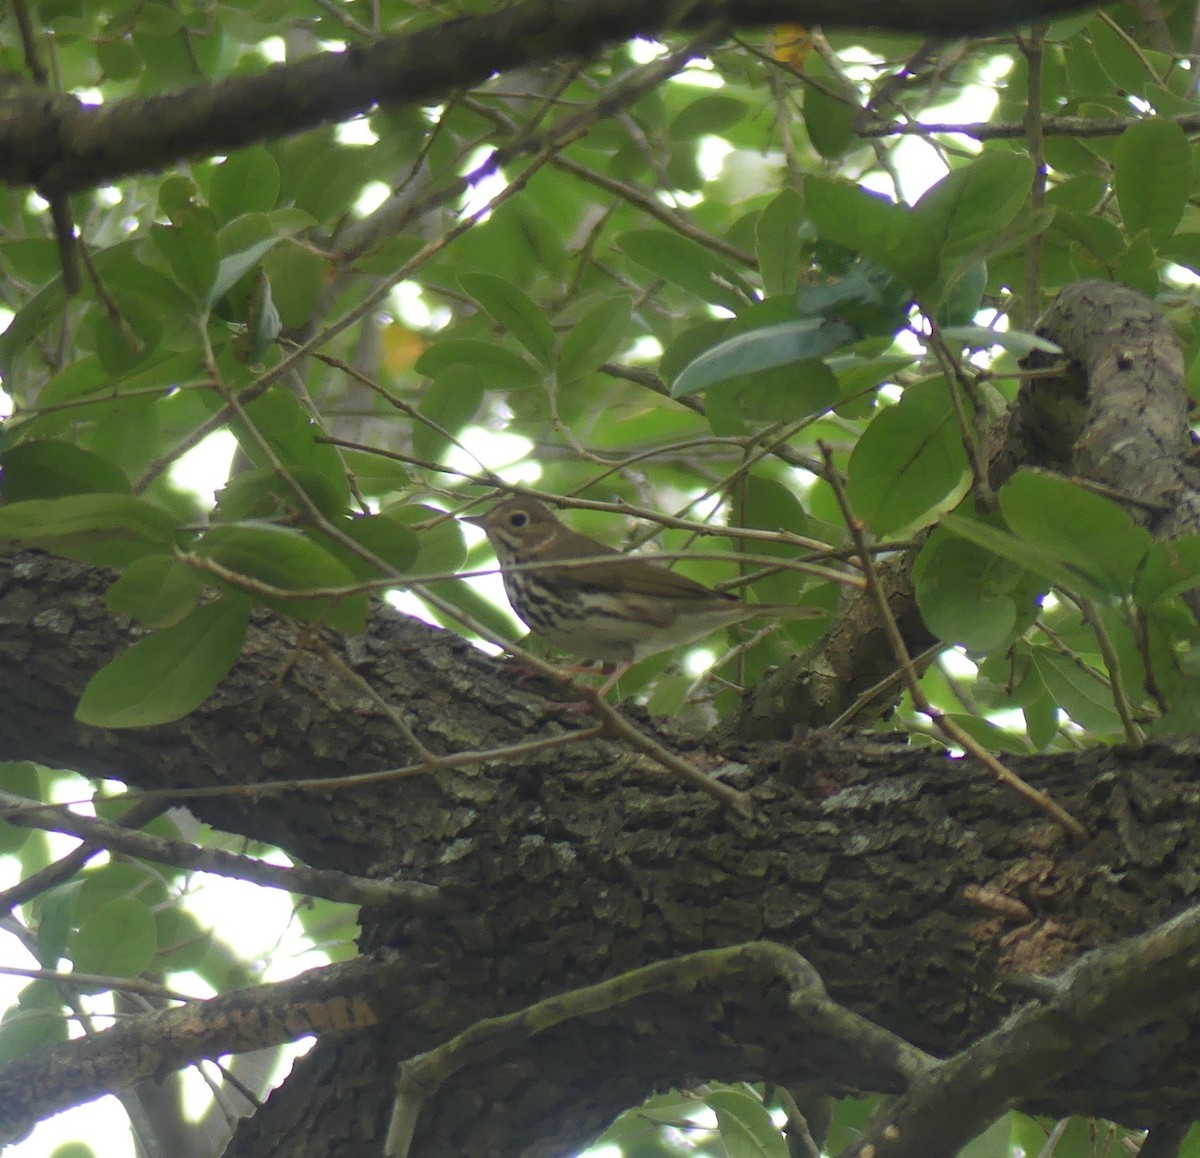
{"left": 6, "top": 547, "right": 1200, "bottom": 1155}
{"left": 0, "top": 955, "right": 395, "bottom": 1143}
{"left": 842, "top": 901, "right": 1200, "bottom": 1158}
{"left": 3, "top": 0, "right": 1102, "bottom": 196}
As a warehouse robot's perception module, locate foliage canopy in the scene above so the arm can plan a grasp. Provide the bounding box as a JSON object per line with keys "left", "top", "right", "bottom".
{"left": 3, "top": 1, "right": 1200, "bottom": 1156}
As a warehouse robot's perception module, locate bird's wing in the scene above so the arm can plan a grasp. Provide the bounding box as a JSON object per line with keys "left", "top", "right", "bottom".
{"left": 546, "top": 556, "right": 736, "bottom": 603}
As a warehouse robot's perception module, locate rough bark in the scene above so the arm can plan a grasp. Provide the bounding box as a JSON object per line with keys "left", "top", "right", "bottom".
{"left": 998, "top": 279, "right": 1200, "bottom": 539}
{"left": 4, "top": 540, "right": 1200, "bottom": 1155}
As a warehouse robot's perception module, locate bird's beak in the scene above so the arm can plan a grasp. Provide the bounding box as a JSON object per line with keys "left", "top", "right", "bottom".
{"left": 459, "top": 512, "right": 487, "bottom": 527}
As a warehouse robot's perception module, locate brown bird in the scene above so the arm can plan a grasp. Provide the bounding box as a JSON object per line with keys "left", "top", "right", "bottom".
{"left": 462, "top": 497, "right": 822, "bottom": 694}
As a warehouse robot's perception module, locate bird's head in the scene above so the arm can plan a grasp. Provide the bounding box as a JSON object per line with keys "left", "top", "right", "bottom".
{"left": 461, "top": 498, "right": 564, "bottom": 558}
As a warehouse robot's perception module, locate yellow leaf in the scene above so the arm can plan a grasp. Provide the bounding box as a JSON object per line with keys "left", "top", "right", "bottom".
{"left": 381, "top": 324, "right": 427, "bottom": 374}
{"left": 773, "top": 24, "right": 812, "bottom": 68}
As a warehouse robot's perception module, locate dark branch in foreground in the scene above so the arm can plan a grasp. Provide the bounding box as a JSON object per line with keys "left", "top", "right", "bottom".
{"left": 1, "top": 0, "right": 1101, "bottom": 196}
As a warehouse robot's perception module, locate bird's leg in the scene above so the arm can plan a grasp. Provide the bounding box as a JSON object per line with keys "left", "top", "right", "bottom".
{"left": 593, "top": 660, "right": 632, "bottom": 700}
{"left": 556, "top": 660, "right": 632, "bottom": 713}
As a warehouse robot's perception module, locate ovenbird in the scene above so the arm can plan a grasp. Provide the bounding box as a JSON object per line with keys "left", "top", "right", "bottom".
{"left": 462, "top": 497, "right": 822, "bottom": 691}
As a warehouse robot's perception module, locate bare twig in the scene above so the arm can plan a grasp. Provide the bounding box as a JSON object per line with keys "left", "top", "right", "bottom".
{"left": 0, "top": 790, "right": 443, "bottom": 911}
{"left": 1019, "top": 23, "right": 1049, "bottom": 328}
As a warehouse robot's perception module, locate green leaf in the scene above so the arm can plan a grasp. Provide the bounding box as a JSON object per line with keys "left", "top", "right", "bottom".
{"left": 0, "top": 761, "right": 41, "bottom": 855}
{"left": 234, "top": 268, "right": 282, "bottom": 364}
{"left": 96, "top": 35, "right": 142, "bottom": 82}
{"left": 33, "top": 881, "right": 82, "bottom": 966}
{"left": 936, "top": 263, "right": 985, "bottom": 330}
{"left": 196, "top": 523, "right": 367, "bottom": 631}
{"left": 804, "top": 178, "right": 935, "bottom": 290}
{"left": 998, "top": 471, "right": 1153, "bottom": 596}
{"left": 261, "top": 240, "right": 330, "bottom": 328}
{"left": 413, "top": 366, "right": 485, "bottom": 463}
{"left": 1135, "top": 536, "right": 1200, "bottom": 608}
{"left": 668, "top": 94, "right": 749, "bottom": 139}
{"left": 76, "top": 597, "right": 251, "bottom": 728}
{"left": 1114, "top": 118, "right": 1192, "bottom": 244}
{"left": 672, "top": 318, "right": 854, "bottom": 397}
{"left": 233, "top": 386, "right": 352, "bottom": 516}
{"left": 416, "top": 338, "right": 540, "bottom": 391}
{"left": 913, "top": 530, "right": 1039, "bottom": 652}
{"left": 846, "top": 378, "right": 970, "bottom": 535}
{"left": 940, "top": 325, "right": 1062, "bottom": 356}
{"left": 0, "top": 1001, "right": 69, "bottom": 1066}
{"left": 150, "top": 211, "right": 220, "bottom": 302}
{"left": 338, "top": 449, "right": 412, "bottom": 500}
{"left": 708, "top": 1088, "right": 788, "bottom": 1158}
{"left": 957, "top": 1112, "right": 1025, "bottom": 1158}
{"left": 93, "top": 293, "right": 166, "bottom": 375}
{"left": 941, "top": 714, "right": 1032, "bottom": 755}
{"left": 335, "top": 513, "right": 421, "bottom": 577}
{"left": 293, "top": 144, "right": 371, "bottom": 225}
{"left": 214, "top": 465, "right": 344, "bottom": 523}
{"left": 912, "top": 154, "right": 1035, "bottom": 270}
{"left": 755, "top": 188, "right": 804, "bottom": 296}
{"left": 155, "top": 908, "right": 213, "bottom": 972}
{"left": 617, "top": 230, "right": 749, "bottom": 310}
{"left": 1, "top": 441, "right": 131, "bottom": 500}
{"left": 209, "top": 148, "right": 281, "bottom": 222}
{"left": 49, "top": 1141, "right": 98, "bottom": 1158}
{"left": 704, "top": 359, "right": 840, "bottom": 433}
{"left": 940, "top": 513, "right": 1112, "bottom": 600}
{"left": 1, "top": 238, "right": 64, "bottom": 284}
{"left": 211, "top": 234, "right": 284, "bottom": 305}
{"left": 106, "top": 556, "right": 205, "bottom": 628}
{"left": 830, "top": 351, "right": 917, "bottom": 403}
{"left": 76, "top": 862, "right": 167, "bottom": 921}
{"left": 557, "top": 296, "right": 633, "bottom": 383}
{"left": 0, "top": 277, "right": 70, "bottom": 378}
{"left": 804, "top": 74, "right": 858, "bottom": 159}
{"left": 1029, "top": 647, "right": 1124, "bottom": 733}
{"left": 794, "top": 261, "right": 912, "bottom": 336}
{"left": 68, "top": 897, "right": 157, "bottom": 979}
{"left": 0, "top": 494, "right": 182, "bottom": 567}
{"left": 458, "top": 271, "right": 557, "bottom": 367}
{"left": 380, "top": 504, "right": 467, "bottom": 577}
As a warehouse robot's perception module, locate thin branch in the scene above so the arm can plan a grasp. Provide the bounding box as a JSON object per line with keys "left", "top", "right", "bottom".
{"left": 816, "top": 441, "right": 1086, "bottom": 840}
{"left": 578, "top": 685, "right": 750, "bottom": 808}
{"left": 857, "top": 112, "right": 1200, "bottom": 139}
{"left": 0, "top": 790, "right": 443, "bottom": 911}
{"left": 173, "top": 547, "right": 857, "bottom": 607}
{"left": 1075, "top": 598, "right": 1146, "bottom": 746}
{"left": 48, "top": 726, "right": 606, "bottom": 808}
{"left": 0, "top": 964, "right": 193, "bottom": 1004}
{"left": 1019, "top": 23, "right": 1049, "bottom": 328}
{"left": 131, "top": 34, "right": 717, "bottom": 492}
{"left": 0, "top": 797, "right": 167, "bottom": 914}
{"left": 926, "top": 321, "right": 996, "bottom": 511}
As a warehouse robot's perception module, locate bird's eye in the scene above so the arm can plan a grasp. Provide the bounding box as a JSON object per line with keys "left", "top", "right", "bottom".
{"left": 509, "top": 512, "right": 528, "bottom": 528}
